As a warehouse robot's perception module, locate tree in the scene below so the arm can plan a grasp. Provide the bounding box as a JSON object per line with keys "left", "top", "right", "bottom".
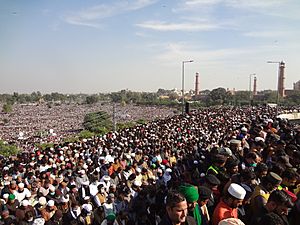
{"left": 0, "top": 141, "right": 19, "bottom": 157}
{"left": 86, "top": 95, "right": 99, "bottom": 104}
{"left": 2, "top": 103, "right": 13, "bottom": 113}
{"left": 233, "top": 91, "right": 251, "bottom": 106}
{"left": 285, "top": 91, "right": 300, "bottom": 105}
{"left": 209, "top": 87, "right": 229, "bottom": 105}
{"left": 83, "top": 111, "right": 113, "bottom": 134}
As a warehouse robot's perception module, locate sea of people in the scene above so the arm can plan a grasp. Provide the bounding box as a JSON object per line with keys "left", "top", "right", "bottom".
{"left": 0, "top": 103, "right": 176, "bottom": 150}
{"left": 0, "top": 105, "right": 300, "bottom": 225}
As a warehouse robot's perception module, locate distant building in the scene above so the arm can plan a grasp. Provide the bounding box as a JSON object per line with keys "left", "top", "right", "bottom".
{"left": 227, "top": 88, "right": 236, "bottom": 95}
{"left": 195, "top": 73, "right": 200, "bottom": 96}
{"left": 253, "top": 76, "right": 257, "bottom": 96}
{"left": 294, "top": 80, "right": 300, "bottom": 91}
{"left": 278, "top": 61, "right": 285, "bottom": 97}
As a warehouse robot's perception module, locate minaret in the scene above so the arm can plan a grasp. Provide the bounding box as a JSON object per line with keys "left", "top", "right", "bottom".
{"left": 195, "top": 73, "right": 199, "bottom": 95}
{"left": 278, "top": 61, "right": 285, "bottom": 97}
{"left": 253, "top": 76, "right": 257, "bottom": 96}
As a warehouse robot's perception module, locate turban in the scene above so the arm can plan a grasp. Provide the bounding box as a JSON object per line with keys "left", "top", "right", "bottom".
{"left": 179, "top": 184, "right": 201, "bottom": 225}
{"left": 178, "top": 184, "right": 199, "bottom": 203}
{"left": 106, "top": 213, "right": 116, "bottom": 221}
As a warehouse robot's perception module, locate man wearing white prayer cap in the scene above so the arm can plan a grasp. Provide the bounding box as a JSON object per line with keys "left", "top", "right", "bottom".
{"left": 212, "top": 183, "right": 246, "bottom": 225}
{"left": 16, "top": 182, "right": 30, "bottom": 202}
{"left": 15, "top": 199, "right": 35, "bottom": 222}
{"left": 39, "top": 200, "right": 57, "bottom": 222}
{"left": 1, "top": 193, "right": 9, "bottom": 204}
{"left": 218, "top": 218, "right": 245, "bottom": 225}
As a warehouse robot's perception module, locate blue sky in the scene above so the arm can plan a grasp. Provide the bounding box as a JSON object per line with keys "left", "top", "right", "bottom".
{"left": 1, "top": 0, "right": 299, "bottom": 94}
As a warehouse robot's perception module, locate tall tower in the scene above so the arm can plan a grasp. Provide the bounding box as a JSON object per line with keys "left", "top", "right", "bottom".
{"left": 278, "top": 61, "right": 285, "bottom": 97}
{"left": 195, "top": 72, "right": 199, "bottom": 95}
{"left": 253, "top": 76, "right": 257, "bottom": 96}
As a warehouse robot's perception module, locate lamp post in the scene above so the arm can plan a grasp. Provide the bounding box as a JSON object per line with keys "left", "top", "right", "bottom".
{"left": 182, "top": 60, "right": 193, "bottom": 115}
{"left": 249, "top": 73, "right": 256, "bottom": 106}
{"left": 267, "top": 61, "right": 281, "bottom": 115}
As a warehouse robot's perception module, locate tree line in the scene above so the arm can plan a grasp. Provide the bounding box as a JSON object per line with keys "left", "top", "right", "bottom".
{"left": 1, "top": 88, "right": 300, "bottom": 113}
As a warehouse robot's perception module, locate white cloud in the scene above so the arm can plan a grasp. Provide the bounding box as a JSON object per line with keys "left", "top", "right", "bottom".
{"left": 63, "top": 0, "right": 157, "bottom": 27}
{"left": 136, "top": 21, "right": 218, "bottom": 31}
{"left": 153, "top": 42, "right": 283, "bottom": 67}
{"left": 226, "top": 0, "right": 287, "bottom": 9}
{"left": 183, "top": 0, "right": 286, "bottom": 9}
{"left": 64, "top": 16, "right": 101, "bottom": 28}
{"left": 185, "top": 0, "right": 222, "bottom": 6}
{"left": 243, "top": 31, "right": 288, "bottom": 38}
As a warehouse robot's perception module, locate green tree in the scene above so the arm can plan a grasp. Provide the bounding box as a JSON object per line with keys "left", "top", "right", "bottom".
{"left": 0, "top": 141, "right": 20, "bottom": 157}
{"left": 234, "top": 91, "right": 251, "bottom": 105}
{"left": 86, "top": 95, "right": 99, "bottom": 104}
{"left": 79, "top": 130, "right": 95, "bottom": 139}
{"left": 285, "top": 91, "right": 300, "bottom": 105}
{"left": 2, "top": 103, "right": 13, "bottom": 113}
{"left": 83, "top": 111, "right": 113, "bottom": 134}
{"left": 209, "top": 87, "right": 228, "bottom": 105}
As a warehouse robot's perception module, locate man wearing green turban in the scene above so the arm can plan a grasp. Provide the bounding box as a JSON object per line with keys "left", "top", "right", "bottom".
{"left": 179, "top": 184, "right": 202, "bottom": 225}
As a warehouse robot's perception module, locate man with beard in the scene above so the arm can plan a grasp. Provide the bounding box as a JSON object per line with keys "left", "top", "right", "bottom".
{"left": 15, "top": 200, "right": 36, "bottom": 223}
{"left": 159, "top": 190, "right": 196, "bottom": 225}
{"left": 63, "top": 202, "right": 81, "bottom": 225}
{"left": 251, "top": 190, "right": 293, "bottom": 225}
{"left": 6, "top": 194, "right": 19, "bottom": 216}
{"left": 197, "top": 186, "right": 213, "bottom": 225}
{"left": 212, "top": 183, "right": 246, "bottom": 225}
{"left": 15, "top": 183, "right": 30, "bottom": 203}
{"left": 156, "top": 168, "right": 165, "bottom": 186}
{"left": 202, "top": 175, "right": 221, "bottom": 217}
{"left": 40, "top": 200, "right": 58, "bottom": 222}
{"left": 279, "top": 169, "right": 298, "bottom": 192}
{"left": 69, "top": 185, "right": 80, "bottom": 206}
{"left": 250, "top": 172, "right": 282, "bottom": 217}
{"left": 179, "top": 184, "right": 202, "bottom": 225}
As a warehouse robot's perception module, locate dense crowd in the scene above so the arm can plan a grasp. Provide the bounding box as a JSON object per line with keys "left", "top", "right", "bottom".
{"left": 0, "top": 106, "right": 300, "bottom": 225}
{"left": 0, "top": 103, "right": 176, "bottom": 149}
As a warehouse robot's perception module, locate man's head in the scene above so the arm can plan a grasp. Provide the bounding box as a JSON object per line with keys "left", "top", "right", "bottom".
{"left": 10, "top": 180, "right": 17, "bottom": 190}
{"left": 213, "top": 154, "right": 227, "bottom": 168}
{"left": 281, "top": 169, "right": 298, "bottom": 188}
{"left": 204, "top": 174, "right": 220, "bottom": 191}
{"left": 106, "top": 213, "right": 116, "bottom": 225}
{"left": 255, "top": 163, "right": 268, "bottom": 179}
{"left": 224, "top": 183, "right": 246, "bottom": 209}
{"left": 262, "top": 172, "right": 282, "bottom": 192}
{"left": 8, "top": 194, "right": 15, "bottom": 203}
{"left": 178, "top": 184, "right": 199, "bottom": 211}
{"left": 198, "top": 186, "right": 212, "bottom": 207}
{"left": 266, "top": 190, "right": 293, "bottom": 216}
{"left": 245, "top": 152, "right": 260, "bottom": 167}
{"left": 165, "top": 191, "right": 188, "bottom": 224}
{"left": 47, "top": 200, "right": 56, "bottom": 211}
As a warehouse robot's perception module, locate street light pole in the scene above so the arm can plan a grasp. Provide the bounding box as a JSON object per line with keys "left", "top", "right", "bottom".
{"left": 267, "top": 61, "right": 281, "bottom": 115}
{"left": 182, "top": 60, "right": 193, "bottom": 115}
{"left": 249, "top": 73, "right": 256, "bottom": 106}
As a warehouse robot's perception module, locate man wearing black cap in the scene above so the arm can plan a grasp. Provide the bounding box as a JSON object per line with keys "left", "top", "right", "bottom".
{"left": 203, "top": 175, "right": 221, "bottom": 217}
{"left": 206, "top": 154, "right": 227, "bottom": 177}
{"left": 198, "top": 186, "right": 212, "bottom": 225}
{"left": 250, "top": 172, "right": 282, "bottom": 217}
{"left": 206, "top": 154, "right": 229, "bottom": 194}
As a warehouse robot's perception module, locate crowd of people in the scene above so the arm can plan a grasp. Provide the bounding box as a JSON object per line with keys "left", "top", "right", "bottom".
{"left": 0, "top": 106, "right": 300, "bottom": 225}
{"left": 0, "top": 103, "right": 176, "bottom": 149}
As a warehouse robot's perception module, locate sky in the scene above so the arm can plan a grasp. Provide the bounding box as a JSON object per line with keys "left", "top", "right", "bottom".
{"left": 0, "top": 0, "right": 300, "bottom": 94}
